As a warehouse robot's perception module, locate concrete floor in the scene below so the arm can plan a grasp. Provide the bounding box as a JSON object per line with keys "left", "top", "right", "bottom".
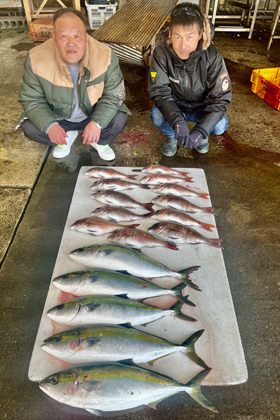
{"left": 0, "top": 23, "right": 280, "bottom": 419}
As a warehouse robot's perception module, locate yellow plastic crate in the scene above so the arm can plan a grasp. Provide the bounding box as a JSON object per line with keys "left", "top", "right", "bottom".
{"left": 251, "top": 67, "right": 280, "bottom": 111}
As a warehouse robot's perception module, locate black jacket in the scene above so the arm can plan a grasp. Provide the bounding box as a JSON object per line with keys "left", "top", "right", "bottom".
{"left": 149, "top": 27, "right": 232, "bottom": 137}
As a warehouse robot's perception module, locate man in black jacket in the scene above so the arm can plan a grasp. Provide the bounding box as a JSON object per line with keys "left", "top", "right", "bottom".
{"left": 149, "top": 2, "right": 231, "bottom": 155}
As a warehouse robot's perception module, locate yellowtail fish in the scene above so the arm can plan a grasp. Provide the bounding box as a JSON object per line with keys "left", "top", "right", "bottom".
{"left": 39, "top": 363, "right": 217, "bottom": 414}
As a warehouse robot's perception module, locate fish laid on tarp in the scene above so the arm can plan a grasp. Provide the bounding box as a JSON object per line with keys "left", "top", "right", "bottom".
{"left": 71, "top": 217, "right": 139, "bottom": 236}
{"left": 107, "top": 227, "right": 178, "bottom": 250}
{"left": 152, "top": 183, "right": 209, "bottom": 200}
{"left": 91, "top": 206, "right": 153, "bottom": 222}
{"left": 140, "top": 174, "right": 193, "bottom": 185}
{"left": 152, "top": 195, "right": 215, "bottom": 214}
{"left": 39, "top": 363, "right": 217, "bottom": 414}
{"left": 85, "top": 167, "right": 138, "bottom": 180}
{"left": 46, "top": 295, "right": 197, "bottom": 326}
{"left": 41, "top": 325, "right": 207, "bottom": 367}
{"left": 69, "top": 244, "right": 201, "bottom": 290}
{"left": 141, "top": 165, "right": 190, "bottom": 178}
{"left": 91, "top": 191, "right": 153, "bottom": 211}
{"left": 90, "top": 178, "right": 150, "bottom": 192}
{"left": 151, "top": 209, "right": 215, "bottom": 232}
{"left": 148, "top": 222, "right": 223, "bottom": 249}
{"left": 52, "top": 269, "right": 195, "bottom": 305}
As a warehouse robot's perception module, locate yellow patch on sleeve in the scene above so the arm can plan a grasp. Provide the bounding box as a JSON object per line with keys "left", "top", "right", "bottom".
{"left": 151, "top": 72, "right": 157, "bottom": 78}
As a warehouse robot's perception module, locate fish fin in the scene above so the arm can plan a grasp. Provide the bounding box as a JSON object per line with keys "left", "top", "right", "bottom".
{"left": 180, "top": 171, "right": 190, "bottom": 177}
{"left": 84, "top": 337, "right": 101, "bottom": 347}
{"left": 127, "top": 223, "right": 140, "bottom": 228}
{"left": 171, "top": 301, "right": 197, "bottom": 322}
{"left": 206, "top": 238, "right": 223, "bottom": 249}
{"left": 116, "top": 269, "right": 130, "bottom": 275}
{"left": 143, "top": 211, "right": 154, "bottom": 218}
{"left": 103, "top": 248, "right": 115, "bottom": 256}
{"left": 179, "top": 267, "right": 201, "bottom": 291}
{"left": 140, "top": 184, "right": 150, "bottom": 190}
{"left": 86, "top": 409, "right": 102, "bottom": 416}
{"left": 119, "top": 358, "right": 139, "bottom": 367}
{"left": 144, "top": 202, "right": 154, "bottom": 211}
{"left": 84, "top": 303, "right": 101, "bottom": 312}
{"left": 166, "top": 242, "right": 178, "bottom": 251}
{"left": 177, "top": 294, "right": 196, "bottom": 307}
{"left": 146, "top": 396, "right": 167, "bottom": 409}
{"left": 128, "top": 174, "right": 138, "bottom": 180}
{"left": 198, "top": 192, "right": 209, "bottom": 199}
{"left": 199, "top": 223, "right": 215, "bottom": 232}
{"left": 172, "top": 284, "right": 196, "bottom": 306}
{"left": 83, "top": 380, "right": 102, "bottom": 392}
{"left": 148, "top": 354, "right": 170, "bottom": 366}
{"left": 203, "top": 207, "right": 216, "bottom": 214}
{"left": 181, "top": 330, "right": 210, "bottom": 369}
{"left": 185, "top": 369, "right": 218, "bottom": 412}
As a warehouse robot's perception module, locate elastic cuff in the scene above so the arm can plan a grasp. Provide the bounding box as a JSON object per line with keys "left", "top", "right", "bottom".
{"left": 46, "top": 122, "right": 58, "bottom": 134}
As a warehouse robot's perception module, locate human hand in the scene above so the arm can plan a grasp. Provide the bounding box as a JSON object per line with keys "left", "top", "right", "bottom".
{"left": 82, "top": 121, "right": 101, "bottom": 145}
{"left": 188, "top": 129, "right": 204, "bottom": 148}
{"left": 48, "top": 124, "right": 68, "bottom": 145}
{"left": 173, "top": 120, "right": 189, "bottom": 147}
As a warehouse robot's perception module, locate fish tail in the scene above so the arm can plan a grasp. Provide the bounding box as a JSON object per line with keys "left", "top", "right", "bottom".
{"left": 165, "top": 242, "right": 179, "bottom": 251}
{"left": 182, "top": 330, "right": 210, "bottom": 369}
{"left": 172, "top": 284, "right": 196, "bottom": 307}
{"left": 128, "top": 174, "right": 138, "bottom": 180}
{"left": 205, "top": 238, "right": 223, "bottom": 249}
{"left": 185, "top": 177, "right": 194, "bottom": 182}
{"left": 185, "top": 369, "right": 218, "bottom": 412}
{"left": 179, "top": 267, "right": 201, "bottom": 291}
{"left": 127, "top": 223, "right": 140, "bottom": 228}
{"left": 203, "top": 207, "right": 215, "bottom": 214}
{"left": 181, "top": 171, "right": 190, "bottom": 177}
{"left": 199, "top": 222, "right": 215, "bottom": 232}
{"left": 198, "top": 192, "right": 209, "bottom": 199}
{"left": 171, "top": 301, "right": 197, "bottom": 322}
{"left": 144, "top": 203, "right": 154, "bottom": 211}
{"left": 143, "top": 211, "right": 154, "bottom": 218}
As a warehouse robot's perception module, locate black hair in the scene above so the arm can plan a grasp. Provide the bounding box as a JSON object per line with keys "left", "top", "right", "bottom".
{"left": 169, "top": 2, "right": 203, "bottom": 33}
{"left": 53, "top": 8, "right": 86, "bottom": 30}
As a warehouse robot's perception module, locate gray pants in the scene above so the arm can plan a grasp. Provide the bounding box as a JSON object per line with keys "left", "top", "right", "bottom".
{"left": 20, "top": 112, "right": 128, "bottom": 146}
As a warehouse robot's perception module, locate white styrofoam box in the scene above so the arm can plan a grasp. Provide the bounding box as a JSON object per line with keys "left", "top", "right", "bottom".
{"left": 85, "top": 1, "right": 118, "bottom": 30}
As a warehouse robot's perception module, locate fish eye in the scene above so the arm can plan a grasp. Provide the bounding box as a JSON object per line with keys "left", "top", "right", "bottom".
{"left": 47, "top": 376, "right": 59, "bottom": 385}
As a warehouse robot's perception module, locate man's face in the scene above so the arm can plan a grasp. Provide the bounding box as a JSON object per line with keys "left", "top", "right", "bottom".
{"left": 52, "top": 14, "right": 88, "bottom": 65}
{"left": 169, "top": 24, "right": 203, "bottom": 60}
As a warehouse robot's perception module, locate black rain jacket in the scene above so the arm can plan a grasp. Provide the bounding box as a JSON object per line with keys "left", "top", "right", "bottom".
{"left": 148, "top": 26, "right": 232, "bottom": 137}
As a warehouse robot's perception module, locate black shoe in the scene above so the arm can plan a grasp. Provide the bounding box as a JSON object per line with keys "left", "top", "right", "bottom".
{"left": 162, "top": 137, "right": 177, "bottom": 157}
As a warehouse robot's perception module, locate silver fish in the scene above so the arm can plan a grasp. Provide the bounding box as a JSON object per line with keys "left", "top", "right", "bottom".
{"left": 91, "top": 191, "right": 153, "bottom": 211}
{"left": 91, "top": 206, "right": 153, "bottom": 222}
{"left": 148, "top": 222, "right": 223, "bottom": 248}
{"left": 152, "top": 195, "right": 215, "bottom": 214}
{"left": 107, "top": 227, "right": 178, "bottom": 250}
{"left": 152, "top": 183, "right": 209, "bottom": 199}
{"left": 90, "top": 178, "right": 149, "bottom": 192}
{"left": 85, "top": 167, "right": 138, "bottom": 180}
{"left": 69, "top": 244, "right": 201, "bottom": 290}
{"left": 41, "top": 325, "right": 207, "bottom": 367}
{"left": 71, "top": 217, "right": 139, "bottom": 236}
{"left": 52, "top": 269, "right": 195, "bottom": 305}
{"left": 46, "top": 295, "right": 197, "bottom": 326}
{"left": 39, "top": 364, "right": 217, "bottom": 414}
{"left": 140, "top": 174, "right": 193, "bottom": 185}
{"left": 151, "top": 209, "right": 215, "bottom": 232}
{"left": 142, "top": 164, "right": 190, "bottom": 177}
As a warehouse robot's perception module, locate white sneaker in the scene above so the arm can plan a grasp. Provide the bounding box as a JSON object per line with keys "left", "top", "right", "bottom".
{"left": 52, "top": 130, "right": 78, "bottom": 158}
{"left": 90, "top": 143, "right": 115, "bottom": 161}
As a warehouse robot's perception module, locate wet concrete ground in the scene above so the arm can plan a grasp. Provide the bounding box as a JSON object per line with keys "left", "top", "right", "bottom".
{"left": 0, "top": 24, "right": 280, "bottom": 419}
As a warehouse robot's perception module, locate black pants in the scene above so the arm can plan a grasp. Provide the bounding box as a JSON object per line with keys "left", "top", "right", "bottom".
{"left": 20, "top": 112, "right": 128, "bottom": 146}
